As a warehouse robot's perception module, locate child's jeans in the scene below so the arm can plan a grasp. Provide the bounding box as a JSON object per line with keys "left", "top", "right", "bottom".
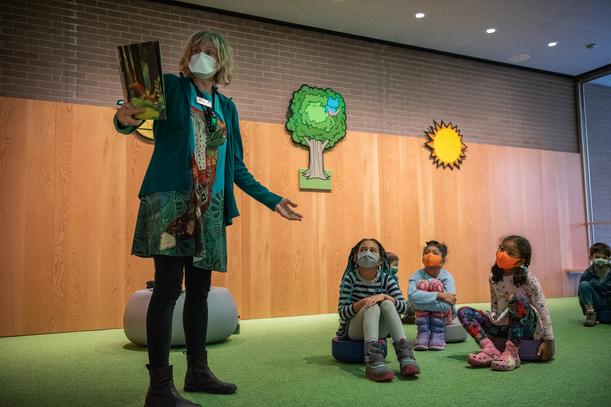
{"left": 578, "top": 280, "right": 611, "bottom": 314}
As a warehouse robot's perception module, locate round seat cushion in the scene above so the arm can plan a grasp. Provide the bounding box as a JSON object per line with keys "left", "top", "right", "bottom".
{"left": 445, "top": 317, "right": 468, "bottom": 343}
{"left": 123, "top": 286, "right": 238, "bottom": 346}
{"left": 331, "top": 337, "right": 387, "bottom": 363}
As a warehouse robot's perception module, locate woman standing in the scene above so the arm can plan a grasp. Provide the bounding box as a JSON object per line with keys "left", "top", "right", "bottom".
{"left": 115, "top": 31, "right": 302, "bottom": 407}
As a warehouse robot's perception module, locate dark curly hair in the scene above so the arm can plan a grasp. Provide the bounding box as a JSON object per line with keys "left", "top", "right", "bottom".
{"left": 422, "top": 240, "right": 448, "bottom": 259}
{"left": 491, "top": 235, "right": 531, "bottom": 287}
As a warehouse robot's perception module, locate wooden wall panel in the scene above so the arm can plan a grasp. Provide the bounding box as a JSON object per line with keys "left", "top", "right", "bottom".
{"left": 0, "top": 97, "right": 590, "bottom": 336}
{"left": 0, "top": 99, "right": 56, "bottom": 335}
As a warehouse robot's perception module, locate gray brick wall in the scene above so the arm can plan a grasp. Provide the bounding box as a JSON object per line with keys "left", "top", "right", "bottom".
{"left": 1, "top": 0, "right": 578, "bottom": 152}
{"left": 583, "top": 83, "right": 611, "bottom": 244}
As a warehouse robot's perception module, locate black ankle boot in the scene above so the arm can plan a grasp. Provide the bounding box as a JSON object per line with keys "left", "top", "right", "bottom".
{"left": 184, "top": 351, "right": 237, "bottom": 394}
{"left": 145, "top": 365, "right": 201, "bottom": 407}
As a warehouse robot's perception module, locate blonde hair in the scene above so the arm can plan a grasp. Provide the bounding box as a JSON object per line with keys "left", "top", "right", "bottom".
{"left": 179, "top": 31, "right": 233, "bottom": 86}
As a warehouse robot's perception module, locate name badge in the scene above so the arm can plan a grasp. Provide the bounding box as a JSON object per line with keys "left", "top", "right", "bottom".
{"left": 196, "top": 96, "right": 212, "bottom": 108}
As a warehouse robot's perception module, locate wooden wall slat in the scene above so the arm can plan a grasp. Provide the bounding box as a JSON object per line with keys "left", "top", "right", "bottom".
{"left": 0, "top": 97, "right": 27, "bottom": 335}
{"left": 0, "top": 97, "right": 590, "bottom": 336}
{"left": 24, "top": 100, "right": 59, "bottom": 333}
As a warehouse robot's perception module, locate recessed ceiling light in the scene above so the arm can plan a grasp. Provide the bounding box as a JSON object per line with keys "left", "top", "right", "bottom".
{"left": 509, "top": 54, "right": 531, "bottom": 63}
{"left": 415, "top": 12, "right": 425, "bottom": 19}
{"left": 548, "top": 42, "right": 558, "bottom": 47}
{"left": 486, "top": 28, "right": 496, "bottom": 34}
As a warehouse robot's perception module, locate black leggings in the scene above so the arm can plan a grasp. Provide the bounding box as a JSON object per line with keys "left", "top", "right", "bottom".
{"left": 147, "top": 256, "right": 212, "bottom": 368}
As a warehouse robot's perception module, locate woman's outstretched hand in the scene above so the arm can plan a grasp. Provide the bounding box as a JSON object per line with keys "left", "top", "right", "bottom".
{"left": 274, "top": 198, "right": 303, "bottom": 221}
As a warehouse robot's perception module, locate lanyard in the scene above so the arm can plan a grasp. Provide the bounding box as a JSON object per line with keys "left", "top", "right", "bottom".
{"left": 194, "top": 82, "right": 218, "bottom": 133}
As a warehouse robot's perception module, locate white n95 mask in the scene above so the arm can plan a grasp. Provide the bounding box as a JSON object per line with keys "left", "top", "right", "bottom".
{"left": 189, "top": 52, "right": 217, "bottom": 80}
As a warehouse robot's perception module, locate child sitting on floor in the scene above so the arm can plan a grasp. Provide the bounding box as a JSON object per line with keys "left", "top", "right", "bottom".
{"left": 336, "top": 238, "right": 420, "bottom": 381}
{"left": 457, "top": 235, "right": 555, "bottom": 371}
{"left": 579, "top": 242, "right": 611, "bottom": 326}
{"left": 408, "top": 241, "right": 456, "bottom": 351}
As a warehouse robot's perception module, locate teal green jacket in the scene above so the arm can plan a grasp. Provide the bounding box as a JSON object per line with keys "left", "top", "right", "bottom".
{"left": 114, "top": 73, "right": 282, "bottom": 225}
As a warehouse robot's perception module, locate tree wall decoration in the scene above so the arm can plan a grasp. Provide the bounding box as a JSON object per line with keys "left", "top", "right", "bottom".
{"left": 286, "top": 84, "right": 347, "bottom": 191}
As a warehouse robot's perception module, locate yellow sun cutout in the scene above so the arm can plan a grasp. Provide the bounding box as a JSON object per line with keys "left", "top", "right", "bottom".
{"left": 424, "top": 121, "right": 467, "bottom": 169}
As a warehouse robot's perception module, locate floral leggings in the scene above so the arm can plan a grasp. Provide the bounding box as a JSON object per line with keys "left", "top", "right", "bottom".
{"left": 457, "top": 294, "right": 537, "bottom": 346}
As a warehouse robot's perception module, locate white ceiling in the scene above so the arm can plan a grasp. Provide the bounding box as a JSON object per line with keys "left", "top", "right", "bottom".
{"left": 175, "top": 0, "right": 611, "bottom": 77}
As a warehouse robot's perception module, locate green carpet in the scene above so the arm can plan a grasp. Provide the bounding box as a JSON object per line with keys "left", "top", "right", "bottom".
{"left": 1, "top": 297, "right": 610, "bottom": 406}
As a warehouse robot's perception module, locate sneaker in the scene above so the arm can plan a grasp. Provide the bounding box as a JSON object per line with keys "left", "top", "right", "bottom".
{"left": 584, "top": 311, "right": 597, "bottom": 327}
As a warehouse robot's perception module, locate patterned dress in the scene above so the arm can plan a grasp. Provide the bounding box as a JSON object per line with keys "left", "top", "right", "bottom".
{"left": 132, "top": 83, "right": 229, "bottom": 271}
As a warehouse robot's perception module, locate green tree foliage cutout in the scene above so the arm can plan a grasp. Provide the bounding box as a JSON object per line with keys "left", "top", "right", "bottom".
{"left": 286, "top": 85, "right": 347, "bottom": 189}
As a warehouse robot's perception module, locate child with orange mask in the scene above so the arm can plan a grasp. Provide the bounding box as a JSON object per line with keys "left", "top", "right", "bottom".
{"left": 457, "top": 235, "right": 555, "bottom": 371}
{"left": 408, "top": 241, "right": 456, "bottom": 351}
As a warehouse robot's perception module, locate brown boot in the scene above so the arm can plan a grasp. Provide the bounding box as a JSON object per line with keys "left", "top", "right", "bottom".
{"left": 184, "top": 351, "right": 237, "bottom": 394}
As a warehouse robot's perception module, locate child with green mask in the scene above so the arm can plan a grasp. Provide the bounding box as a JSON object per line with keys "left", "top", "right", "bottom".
{"left": 579, "top": 242, "right": 611, "bottom": 326}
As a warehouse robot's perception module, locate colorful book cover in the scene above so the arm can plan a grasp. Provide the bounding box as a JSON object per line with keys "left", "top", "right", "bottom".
{"left": 117, "top": 40, "right": 166, "bottom": 120}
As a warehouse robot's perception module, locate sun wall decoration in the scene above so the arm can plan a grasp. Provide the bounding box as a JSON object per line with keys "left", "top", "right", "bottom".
{"left": 423, "top": 121, "right": 467, "bottom": 169}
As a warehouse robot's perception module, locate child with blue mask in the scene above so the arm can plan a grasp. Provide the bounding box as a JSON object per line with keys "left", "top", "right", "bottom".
{"left": 579, "top": 242, "right": 611, "bottom": 326}
{"left": 336, "top": 239, "right": 420, "bottom": 381}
